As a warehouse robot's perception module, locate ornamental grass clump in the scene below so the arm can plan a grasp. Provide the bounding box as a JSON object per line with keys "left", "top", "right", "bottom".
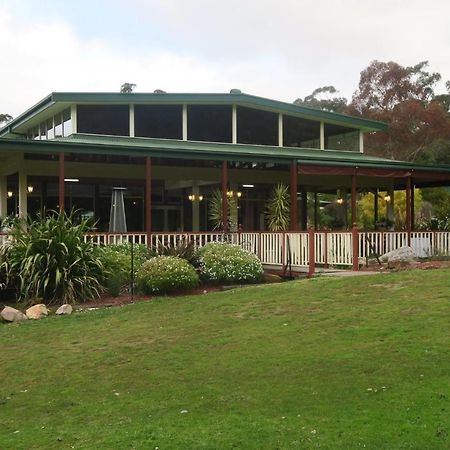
{"left": 136, "top": 256, "right": 199, "bottom": 295}
{"left": 197, "top": 242, "right": 264, "bottom": 284}
{"left": 1, "top": 210, "right": 104, "bottom": 305}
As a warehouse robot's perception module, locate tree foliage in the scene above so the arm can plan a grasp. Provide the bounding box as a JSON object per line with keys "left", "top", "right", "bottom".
{"left": 294, "top": 86, "right": 348, "bottom": 113}
{"left": 120, "top": 83, "right": 136, "bottom": 93}
{"left": 265, "top": 184, "right": 290, "bottom": 231}
{"left": 0, "top": 113, "right": 12, "bottom": 127}
{"left": 348, "top": 60, "right": 450, "bottom": 163}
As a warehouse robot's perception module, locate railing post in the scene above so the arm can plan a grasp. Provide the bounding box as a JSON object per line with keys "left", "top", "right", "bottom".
{"left": 352, "top": 223, "right": 359, "bottom": 271}
{"left": 324, "top": 230, "right": 329, "bottom": 268}
{"left": 308, "top": 227, "right": 315, "bottom": 278}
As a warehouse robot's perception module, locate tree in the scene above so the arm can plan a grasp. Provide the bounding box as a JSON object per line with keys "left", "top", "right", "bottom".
{"left": 120, "top": 83, "right": 136, "bottom": 93}
{"left": 348, "top": 60, "right": 450, "bottom": 163}
{"left": 294, "top": 86, "right": 348, "bottom": 113}
{"left": 0, "top": 114, "right": 12, "bottom": 127}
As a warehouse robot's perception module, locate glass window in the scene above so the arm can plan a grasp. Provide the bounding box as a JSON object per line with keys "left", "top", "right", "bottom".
{"left": 62, "top": 108, "right": 72, "bottom": 136}
{"left": 47, "top": 118, "right": 54, "bottom": 139}
{"left": 77, "top": 105, "right": 129, "bottom": 136}
{"left": 135, "top": 105, "right": 182, "bottom": 139}
{"left": 54, "top": 113, "right": 63, "bottom": 138}
{"left": 237, "top": 106, "right": 278, "bottom": 146}
{"left": 187, "top": 105, "right": 232, "bottom": 143}
{"left": 39, "top": 122, "right": 47, "bottom": 140}
{"left": 32, "top": 126, "right": 39, "bottom": 140}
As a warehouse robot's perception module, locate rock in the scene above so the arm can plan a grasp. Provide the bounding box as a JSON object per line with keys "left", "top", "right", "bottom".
{"left": 25, "top": 304, "right": 48, "bottom": 320}
{"left": 55, "top": 304, "right": 73, "bottom": 315}
{"left": 263, "top": 272, "right": 283, "bottom": 283}
{"left": 1, "top": 306, "right": 28, "bottom": 322}
{"left": 381, "top": 246, "right": 417, "bottom": 263}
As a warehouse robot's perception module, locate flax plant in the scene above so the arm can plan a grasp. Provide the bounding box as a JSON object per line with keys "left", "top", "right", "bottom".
{"left": 1, "top": 210, "right": 104, "bottom": 304}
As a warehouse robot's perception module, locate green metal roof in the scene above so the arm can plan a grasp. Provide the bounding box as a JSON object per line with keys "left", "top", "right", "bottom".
{"left": 0, "top": 133, "right": 449, "bottom": 176}
{"left": 0, "top": 91, "right": 387, "bottom": 137}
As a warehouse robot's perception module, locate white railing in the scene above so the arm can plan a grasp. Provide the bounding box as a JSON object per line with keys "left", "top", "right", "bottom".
{"left": 359, "top": 231, "right": 450, "bottom": 259}
{"left": 4, "top": 230, "right": 450, "bottom": 272}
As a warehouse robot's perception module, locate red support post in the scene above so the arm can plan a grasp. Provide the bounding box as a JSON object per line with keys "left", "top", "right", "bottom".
{"left": 58, "top": 152, "right": 65, "bottom": 211}
{"left": 145, "top": 157, "right": 152, "bottom": 245}
{"left": 352, "top": 223, "right": 359, "bottom": 271}
{"left": 290, "top": 162, "right": 298, "bottom": 231}
{"left": 410, "top": 178, "right": 415, "bottom": 232}
{"left": 406, "top": 176, "right": 411, "bottom": 246}
{"left": 222, "top": 160, "right": 228, "bottom": 233}
{"left": 351, "top": 172, "right": 357, "bottom": 227}
{"left": 308, "top": 227, "right": 315, "bottom": 278}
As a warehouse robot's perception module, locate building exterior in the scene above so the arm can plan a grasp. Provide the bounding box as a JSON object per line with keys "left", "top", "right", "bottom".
{"left": 1, "top": 90, "right": 450, "bottom": 238}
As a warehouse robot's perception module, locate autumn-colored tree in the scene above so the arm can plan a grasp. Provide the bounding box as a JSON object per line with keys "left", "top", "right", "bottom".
{"left": 348, "top": 60, "right": 450, "bottom": 163}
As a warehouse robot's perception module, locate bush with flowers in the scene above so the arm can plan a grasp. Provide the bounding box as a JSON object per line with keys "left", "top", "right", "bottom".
{"left": 197, "top": 242, "right": 263, "bottom": 284}
{"left": 136, "top": 255, "right": 199, "bottom": 294}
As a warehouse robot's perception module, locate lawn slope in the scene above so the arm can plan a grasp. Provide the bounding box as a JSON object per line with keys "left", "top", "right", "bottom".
{"left": 1, "top": 269, "right": 450, "bottom": 449}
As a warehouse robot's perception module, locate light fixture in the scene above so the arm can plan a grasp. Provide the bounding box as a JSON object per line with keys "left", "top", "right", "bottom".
{"left": 227, "top": 190, "right": 242, "bottom": 198}
{"left": 27, "top": 185, "right": 34, "bottom": 193}
{"left": 384, "top": 194, "right": 391, "bottom": 202}
{"left": 7, "top": 191, "right": 13, "bottom": 198}
{"left": 242, "top": 184, "right": 254, "bottom": 188}
{"left": 64, "top": 178, "right": 79, "bottom": 182}
{"left": 188, "top": 194, "right": 203, "bottom": 202}
{"left": 336, "top": 197, "right": 344, "bottom": 205}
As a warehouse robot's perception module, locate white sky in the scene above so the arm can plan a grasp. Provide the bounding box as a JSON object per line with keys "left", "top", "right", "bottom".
{"left": 1, "top": 0, "right": 449, "bottom": 117}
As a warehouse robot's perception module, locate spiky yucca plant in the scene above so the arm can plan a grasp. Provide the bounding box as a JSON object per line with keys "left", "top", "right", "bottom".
{"left": 208, "top": 190, "right": 237, "bottom": 231}
{"left": 265, "top": 184, "right": 291, "bottom": 231}
{"left": 1, "top": 210, "right": 104, "bottom": 304}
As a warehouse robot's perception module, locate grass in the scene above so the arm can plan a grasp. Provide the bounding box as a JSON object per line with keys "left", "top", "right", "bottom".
{"left": 1, "top": 269, "right": 450, "bottom": 449}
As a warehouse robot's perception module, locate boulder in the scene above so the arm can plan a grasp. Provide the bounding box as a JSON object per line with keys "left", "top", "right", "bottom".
{"left": 381, "top": 246, "right": 417, "bottom": 263}
{"left": 55, "top": 304, "right": 73, "bottom": 315}
{"left": 25, "top": 304, "right": 48, "bottom": 320}
{"left": 1, "top": 306, "right": 28, "bottom": 322}
{"left": 263, "top": 272, "right": 283, "bottom": 283}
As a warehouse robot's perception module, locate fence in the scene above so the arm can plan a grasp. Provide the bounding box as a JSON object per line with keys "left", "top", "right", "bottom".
{"left": 2, "top": 230, "right": 450, "bottom": 274}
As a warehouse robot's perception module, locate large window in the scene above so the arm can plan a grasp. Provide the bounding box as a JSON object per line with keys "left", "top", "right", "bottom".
{"left": 77, "top": 105, "right": 130, "bottom": 136}
{"left": 135, "top": 105, "right": 182, "bottom": 139}
{"left": 26, "top": 108, "right": 72, "bottom": 140}
{"left": 237, "top": 106, "right": 278, "bottom": 146}
{"left": 324, "top": 124, "right": 359, "bottom": 151}
{"left": 283, "top": 115, "right": 320, "bottom": 148}
{"left": 187, "top": 105, "right": 232, "bottom": 143}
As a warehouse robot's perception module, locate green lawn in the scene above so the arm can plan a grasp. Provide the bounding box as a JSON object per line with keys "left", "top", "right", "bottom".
{"left": 1, "top": 270, "right": 450, "bottom": 449}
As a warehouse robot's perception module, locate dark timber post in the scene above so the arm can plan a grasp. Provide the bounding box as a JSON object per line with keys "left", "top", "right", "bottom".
{"left": 222, "top": 161, "right": 228, "bottom": 233}
{"left": 374, "top": 188, "right": 379, "bottom": 230}
{"left": 58, "top": 152, "right": 65, "bottom": 211}
{"left": 301, "top": 190, "right": 308, "bottom": 230}
{"left": 290, "top": 162, "right": 298, "bottom": 231}
{"left": 145, "top": 157, "right": 152, "bottom": 246}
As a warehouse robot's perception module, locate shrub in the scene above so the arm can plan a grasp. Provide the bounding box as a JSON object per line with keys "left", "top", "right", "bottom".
{"left": 96, "top": 247, "right": 131, "bottom": 296}
{"left": 96, "top": 243, "right": 155, "bottom": 296}
{"left": 156, "top": 238, "right": 199, "bottom": 266}
{"left": 1, "top": 210, "right": 103, "bottom": 305}
{"left": 197, "top": 242, "right": 263, "bottom": 284}
{"left": 136, "top": 256, "right": 199, "bottom": 294}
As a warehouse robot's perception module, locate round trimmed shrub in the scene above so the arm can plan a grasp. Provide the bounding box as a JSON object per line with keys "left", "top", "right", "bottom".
{"left": 137, "top": 256, "right": 199, "bottom": 294}
{"left": 197, "top": 242, "right": 263, "bottom": 284}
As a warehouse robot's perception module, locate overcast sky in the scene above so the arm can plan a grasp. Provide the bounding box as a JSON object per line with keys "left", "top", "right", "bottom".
{"left": 1, "top": 0, "right": 449, "bottom": 117}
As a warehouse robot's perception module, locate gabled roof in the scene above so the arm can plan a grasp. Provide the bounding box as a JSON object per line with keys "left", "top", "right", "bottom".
{"left": 0, "top": 91, "right": 388, "bottom": 137}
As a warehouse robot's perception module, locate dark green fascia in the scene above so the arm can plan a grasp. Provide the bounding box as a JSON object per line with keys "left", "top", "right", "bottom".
{"left": 0, "top": 94, "right": 54, "bottom": 137}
